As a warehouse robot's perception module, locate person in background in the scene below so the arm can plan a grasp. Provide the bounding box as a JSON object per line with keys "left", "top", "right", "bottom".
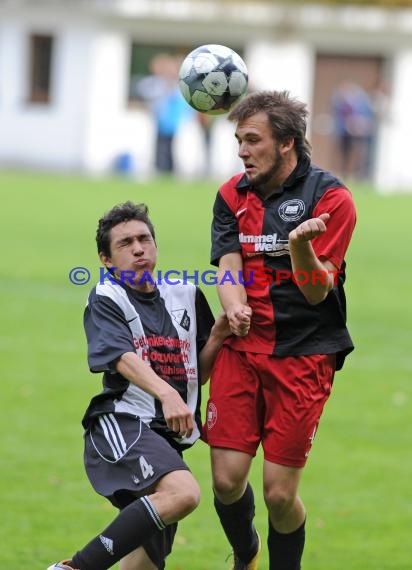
{"left": 136, "top": 54, "right": 194, "bottom": 174}
{"left": 331, "top": 80, "right": 377, "bottom": 181}
{"left": 197, "top": 112, "right": 214, "bottom": 175}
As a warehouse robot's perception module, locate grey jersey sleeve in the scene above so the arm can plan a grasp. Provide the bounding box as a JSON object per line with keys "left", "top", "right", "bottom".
{"left": 84, "top": 289, "right": 135, "bottom": 373}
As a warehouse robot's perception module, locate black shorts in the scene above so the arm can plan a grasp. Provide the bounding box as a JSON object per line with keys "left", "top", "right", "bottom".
{"left": 84, "top": 413, "right": 190, "bottom": 568}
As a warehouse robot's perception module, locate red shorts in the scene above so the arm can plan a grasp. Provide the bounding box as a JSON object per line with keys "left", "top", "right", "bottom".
{"left": 204, "top": 346, "right": 336, "bottom": 468}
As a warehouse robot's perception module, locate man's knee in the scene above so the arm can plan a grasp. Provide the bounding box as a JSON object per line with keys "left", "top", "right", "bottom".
{"left": 211, "top": 449, "right": 251, "bottom": 503}
{"left": 156, "top": 470, "right": 201, "bottom": 518}
{"left": 212, "top": 470, "right": 249, "bottom": 504}
{"left": 178, "top": 479, "right": 201, "bottom": 516}
{"left": 263, "top": 461, "right": 303, "bottom": 520}
{"left": 264, "top": 486, "right": 296, "bottom": 518}
{"left": 169, "top": 475, "right": 200, "bottom": 517}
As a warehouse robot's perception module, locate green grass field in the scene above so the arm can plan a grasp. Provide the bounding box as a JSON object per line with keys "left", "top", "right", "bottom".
{"left": 1, "top": 170, "right": 411, "bottom": 569}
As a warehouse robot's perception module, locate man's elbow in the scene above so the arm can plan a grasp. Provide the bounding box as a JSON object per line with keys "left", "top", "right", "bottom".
{"left": 302, "top": 285, "right": 332, "bottom": 305}
{"left": 304, "top": 293, "right": 327, "bottom": 306}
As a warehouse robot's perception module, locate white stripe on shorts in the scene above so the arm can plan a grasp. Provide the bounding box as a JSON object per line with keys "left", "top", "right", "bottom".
{"left": 108, "top": 413, "right": 127, "bottom": 450}
{"left": 98, "top": 414, "right": 126, "bottom": 460}
{"left": 91, "top": 414, "right": 143, "bottom": 464}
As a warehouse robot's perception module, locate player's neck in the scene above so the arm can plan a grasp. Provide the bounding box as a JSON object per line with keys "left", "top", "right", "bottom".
{"left": 258, "top": 155, "right": 298, "bottom": 197}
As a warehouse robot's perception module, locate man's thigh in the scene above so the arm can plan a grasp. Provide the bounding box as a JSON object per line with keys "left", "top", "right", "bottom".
{"left": 205, "top": 346, "right": 262, "bottom": 456}
{"left": 258, "top": 353, "right": 336, "bottom": 468}
{"left": 84, "top": 413, "right": 189, "bottom": 503}
{"left": 206, "top": 348, "right": 335, "bottom": 467}
{"left": 85, "top": 413, "right": 186, "bottom": 569}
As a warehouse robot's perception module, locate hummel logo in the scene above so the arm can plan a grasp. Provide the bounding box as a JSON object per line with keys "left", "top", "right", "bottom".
{"left": 100, "top": 534, "right": 114, "bottom": 555}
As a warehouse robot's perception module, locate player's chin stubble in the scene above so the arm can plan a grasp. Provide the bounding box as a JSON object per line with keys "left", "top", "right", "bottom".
{"left": 247, "top": 150, "right": 283, "bottom": 190}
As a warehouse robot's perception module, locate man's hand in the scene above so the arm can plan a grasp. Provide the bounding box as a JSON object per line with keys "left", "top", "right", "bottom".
{"left": 289, "top": 213, "right": 330, "bottom": 244}
{"left": 226, "top": 303, "right": 252, "bottom": 337}
{"left": 160, "top": 389, "right": 194, "bottom": 438}
{"left": 211, "top": 311, "right": 232, "bottom": 341}
{"left": 116, "top": 352, "right": 194, "bottom": 438}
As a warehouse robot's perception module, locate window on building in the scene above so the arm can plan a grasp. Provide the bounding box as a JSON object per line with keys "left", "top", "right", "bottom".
{"left": 29, "top": 34, "right": 54, "bottom": 103}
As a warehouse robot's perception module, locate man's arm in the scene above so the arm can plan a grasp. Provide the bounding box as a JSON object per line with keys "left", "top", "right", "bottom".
{"left": 115, "top": 352, "right": 194, "bottom": 438}
{"left": 289, "top": 186, "right": 356, "bottom": 305}
{"left": 217, "top": 252, "right": 252, "bottom": 336}
{"left": 288, "top": 213, "right": 336, "bottom": 305}
{"left": 198, "top": 312, "right": 231, "bottom": 384}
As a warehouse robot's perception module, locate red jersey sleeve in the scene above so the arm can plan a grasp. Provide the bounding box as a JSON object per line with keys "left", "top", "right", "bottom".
{"left": 311, "top": 187, "right": 356, "bottom": 269}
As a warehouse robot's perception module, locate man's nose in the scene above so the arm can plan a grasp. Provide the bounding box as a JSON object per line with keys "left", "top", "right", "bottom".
{"left": 238, "top": 142, "right": 249, "bottom": 158}
{"left": 131, "top": 238, "right": 144, "bottom": 254}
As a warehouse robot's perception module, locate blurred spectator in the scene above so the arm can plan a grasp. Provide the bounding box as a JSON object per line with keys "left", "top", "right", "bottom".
{"left": 136, "top": 54, "right": 194, "bottom": 174}
{"left": 331, "top": 80, "right": 377, "bottom": 181}
{"left": 368, "top": 80, "right": 391, "bottom": 175}
{"left": 197, "top": 112, "right": 214, "bottom": 175}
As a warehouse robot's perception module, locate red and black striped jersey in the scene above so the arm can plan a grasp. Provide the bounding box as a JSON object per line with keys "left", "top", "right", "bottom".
{"left": 211, "top": 158, "right": 356, "bottom": 370}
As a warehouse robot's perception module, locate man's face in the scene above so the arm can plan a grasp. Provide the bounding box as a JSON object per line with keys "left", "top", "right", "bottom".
{"left": 100, "top": 220, "right": 157, "bottom": 289}
{"left": 235, "top": 111, "right": 288, "bottom": 189}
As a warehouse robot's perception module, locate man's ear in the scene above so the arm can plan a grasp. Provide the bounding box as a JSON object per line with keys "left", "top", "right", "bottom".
{"left": 280, "top": 137, "right": 294, "bottom": 154}
{"left": 99, "top": 252, "right": 113, "bottom": 268}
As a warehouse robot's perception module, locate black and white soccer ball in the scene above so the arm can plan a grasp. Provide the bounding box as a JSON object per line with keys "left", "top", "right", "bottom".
{"left": 179, "top": 44, "right": 248, "bottom": 115}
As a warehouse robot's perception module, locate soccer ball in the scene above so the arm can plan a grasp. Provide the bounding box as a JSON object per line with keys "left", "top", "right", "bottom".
{"left": 179, "top": 44, "right": 248, "bottom": 115}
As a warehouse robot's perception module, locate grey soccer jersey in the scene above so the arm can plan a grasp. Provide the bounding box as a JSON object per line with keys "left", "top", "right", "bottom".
{"left": 83, "top": 279, "right": 214, "bottom": 450}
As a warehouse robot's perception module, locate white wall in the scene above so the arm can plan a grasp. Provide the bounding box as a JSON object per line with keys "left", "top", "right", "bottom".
{"left": 82, "top": 31, "right": 145, "bottom": 174}
{"left": 0, "top": 20, "right": 95, "bottom": 170}
{"left": 0, "top": 18, "right": 153, "bottom": 175}
{"left": 2, "top": 1, "right": 412, "bottom": 191}
{"left": 246, "top": 40, "right": 315, "bottom": 106}
{"left": 374, "top": 50, "right": 412, "bottom": 192}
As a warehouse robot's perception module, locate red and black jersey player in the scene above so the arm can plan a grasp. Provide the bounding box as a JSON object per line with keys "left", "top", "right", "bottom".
{"left": 204, "top": 90, "right": 356, "bottom": 570}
